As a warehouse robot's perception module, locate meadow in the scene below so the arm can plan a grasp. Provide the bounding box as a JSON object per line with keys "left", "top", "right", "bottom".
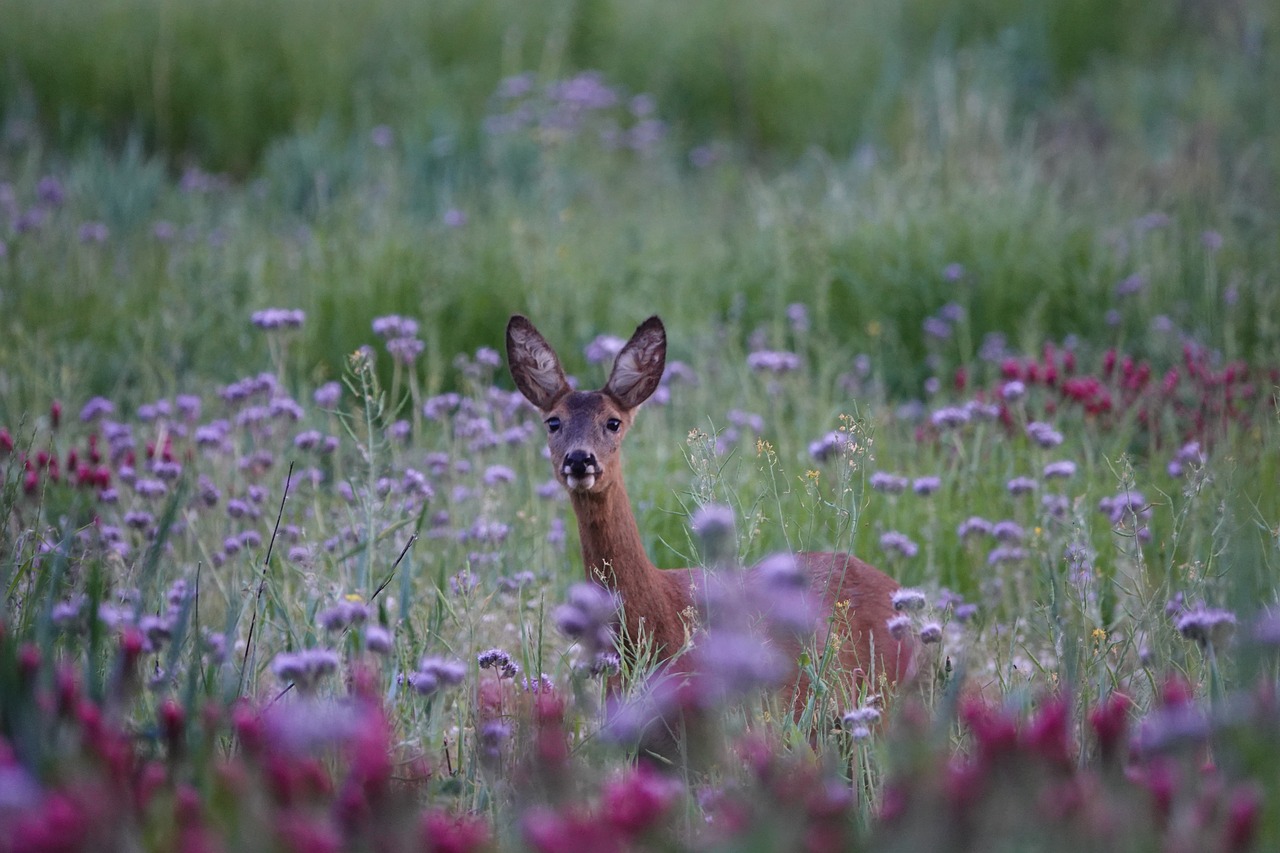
{"left": 2, "top": 0, "right": 1279, "bottom": 850}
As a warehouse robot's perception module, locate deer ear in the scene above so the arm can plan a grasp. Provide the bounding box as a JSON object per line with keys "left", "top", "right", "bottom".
{"left": 507, "top": 316, "right": 571, "bottom": 411}
{"left": 604, "top": 316, "right": 666, "bottom": 410}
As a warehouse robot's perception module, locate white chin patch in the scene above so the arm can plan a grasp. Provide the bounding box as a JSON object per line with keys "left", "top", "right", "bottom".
{"left": 565, "top": 474, "right": 596, "bottom": 491}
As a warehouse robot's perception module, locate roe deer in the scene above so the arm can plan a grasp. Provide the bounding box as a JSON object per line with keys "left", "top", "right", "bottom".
{"left": 506, "top": 315, "right": 913, "bottom": 700}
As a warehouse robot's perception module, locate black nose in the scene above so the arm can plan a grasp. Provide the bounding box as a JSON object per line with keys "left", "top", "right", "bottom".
{"left": 564, "top": 450, "right": 597, "bottom": 476}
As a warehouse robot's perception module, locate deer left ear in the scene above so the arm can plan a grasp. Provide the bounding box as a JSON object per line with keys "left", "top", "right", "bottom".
{"left": 604, "top": 316, "right": 666, "bottom": 410}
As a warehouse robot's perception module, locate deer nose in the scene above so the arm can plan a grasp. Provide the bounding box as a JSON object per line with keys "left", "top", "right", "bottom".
{"left": 564, "top": 450, "right": 598, "bottom": 476}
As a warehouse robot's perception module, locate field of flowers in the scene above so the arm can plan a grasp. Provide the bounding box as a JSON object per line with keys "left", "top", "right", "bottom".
{"left": 2, "top": 0, "right": 1279, "bottom": 851}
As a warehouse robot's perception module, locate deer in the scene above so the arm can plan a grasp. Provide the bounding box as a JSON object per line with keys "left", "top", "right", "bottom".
{"left": 505, "top": 314, "right": 914, "bottom": 712}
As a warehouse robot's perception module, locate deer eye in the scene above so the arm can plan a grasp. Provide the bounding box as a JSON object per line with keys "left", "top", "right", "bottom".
{"left": 605, "top": 418, "right": 622, "bottom": 433}
{"left": 546, "top": 417, "right": 561, "bottom": 433}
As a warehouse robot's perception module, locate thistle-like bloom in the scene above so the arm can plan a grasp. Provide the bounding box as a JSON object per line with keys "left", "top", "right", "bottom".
{"left": 691, "top": 503, "right": 736, "bottom": 565}
{"left": 1043, "top": 460, "right": 1077, "bottom": 479}
{"left": 912, "top": 476, "right": 942, "bottom": 496}
{"left": 410, "top": 656, "right": 467, "bottom": 696}
{"left": 371, "top": 314, "right": 419, "bottom": 339}
{"left": 930, "top": 406, "right": 971, "bottom": 429}
{"left": 891, "top": 587, "right": 927, "bottom": 612}
{"left": 746, "top": 350, "right": 801, "bottom": 374}
{"left": 584, "top": 334, "right": 627, "bottom": 364}
{"left": 554, "top": 583, "right": 620, "bottom": 658}
{"left": 956, "top": 516, "right": 994, "bottom": 539}
{"left": 79, "top": 397, "right": 115, "bottom": 422}
{"left": 987, "top": 545, "right": 1028, "bottom": 565}
{"left": 879, "top": 531, "right": 919, "bottom": 559}
{"left": 808, "top": 431, "right": 848, "bottom": 463}
{"left": 1026, "top": 421, "right": 1064, "bottom": 448}
{"left": 478, "top": 648, "right": 522, "bottom": 679}
{"left": 250, "top": 308, "right": 305, "bottom": 329}
{"left": 886, "top": 614, "right": 913, "bottom": 640}
{"left": 272, "top": 648, "right": 340, "bottom": 692}
{"left": 992, "top": 520, "right": 1026, "bottom": 542}
{"left": 869, "top": 471, "right": 909, "bottom": 494}
{"left": 1175, "top": 606, "right": 1237, "bottom": 650}
{"left": 318, "top": 600, "right": 370, "bottom": 632}
{"left": 1006, "top": 477, "right": 1037, "bottom": 496}
{"left": 919, "top": 622, "right": 943, "bottom": 644}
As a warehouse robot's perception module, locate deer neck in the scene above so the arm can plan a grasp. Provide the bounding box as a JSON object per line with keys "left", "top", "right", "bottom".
{"left": 569, "top": 472, "right": 659, "bottom": 595}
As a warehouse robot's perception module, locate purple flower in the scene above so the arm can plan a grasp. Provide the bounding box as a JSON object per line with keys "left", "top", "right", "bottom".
{"left": 1000, "top": 380, "right": 1027, "bottom": 401}
{"left": 786, "top": 303, "right": 810, "bottom": 333}
{"left": 1175, "top": 606, "right": 1236, "bottom": 649}
{"left": 443, "top": 208, "right": 468, "bottom": 229}
{"left": 370, "top": 125, "right": 394, "bottom": 148}
{"left": 1026, "top": 421, "right": 1064, "bottom": 448}
{"left": 943, "top": 263, "right": 966, "bottom": 282}
{"left": 372, "top": 315, "right": 419, "bottom": 339}
{"left": 930, "top": 406, "right": 970, "bottom": 429}
{"left": 1115, "top": 273, "right": 1146, "bottom": 297}
{"left": 272, "top": 648, "right": 340, "bottom": 691}
{"left": 891, "top": 588, "right": 927, "bottom": 611}
{"left": 879, "top": 531, "right": 919, "bottom": 559}
{"left": 919, "top": 622, "right": 943, "bottom": 644}
{"left": 386, "top": 336, "right": 424, "bottom": 365}
{"left": 808, "top": 431, "right": 849, "bottom": 463}
{"left": 992, "top": 520, "right": 1026, "bottom": 542}
{"left": 483, "top": 465, "right": 517, "bottom": 486}
{"left": 1043, "top": 460, "right": 1077, "bottom": 479}
{"left": 1006, "top": 477, "right": 1038, "bottom": 496}
{"left": 314, "top": 381, "right": 342, "bottom": 408}
{"left": 869, "top": 471, "right": 909, "bottom": 494}
{"left": 584, "top": 334, "right": 627, "bottom": 364}
{"left": 987, "top": 545, "right": 1028, "bottom": 565}
{"left": 79, "top": 397, "right": 115, "bottom": 422}
{"left": 886, "top": 614, "right": 913, "bottom": 640}
{"left": 912, "top": 476, "right": 941, "bottom": 496}
{"left": 250, "top": 308, "right": 305, "bottom": 329}
{"left": 746, "top": 350, "right": 802, "bottom": 374}
{"left": 957, "top": 516, "right": 993, "bottom": 539}
{"left": 554, "top": 583, "right": 619, "bottom": 657}
{"left": 364, "top": 625, "right": 393, "bottom": 655}
{"left": 318, "top": 600, "right": 370, "bottom": 632}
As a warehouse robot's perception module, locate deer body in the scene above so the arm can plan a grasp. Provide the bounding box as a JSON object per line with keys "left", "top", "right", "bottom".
{"left": 506, "top": 315, "right": 912, "bottom": 694}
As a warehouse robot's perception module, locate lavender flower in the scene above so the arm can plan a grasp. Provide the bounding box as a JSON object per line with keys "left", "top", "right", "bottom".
{"left": 992, "top": 520, "right": 1026, "bottom": 542}
{"left": 386, "top": 336, "right": 424, "bottom": 365}
{"left": 1000, "top": 380, "right": 1026, "bottom": 401}
{"left": 410, "top": 656, "right": 467, "bottom": 696}
{"left": 691, "top": 503, "right": 736, "bottom": 564}
{"left": 987, "top": 546, "right": 1028, "bottom": 565}
{"left": 891, "top": 588, "right": 927, "bottom": 612}
{"left": 879, "top": 531, "right": 919, "bottom": 559}
{"left": 584, "top": 334, "right": 627, "bottom": 364}
{"left": 317, "top": 600, "right": 370, "bottom": 632}
{"left": 314, "top": 381, "right": 342, "bottom": 408}
{"left": 1043, "top": 460, "right": 1077, "bottom": 479}
{"left": 912, "top": 476, "right": 941, "bottom": 496}
{"left": 272, "top": 648, "right": 340, "bottom": 692}
{"left": 886, "top": 614, "right": 913, "bottom": 640}
{"left": 250, "top": 308, "right": 305, "bottom": 329}
{"left": 1175, "top": 606, "right": 1237, "bottom": 650}
{"left": 919, "top": 622, "right": 943, "bottom": 644}
{"left": 554, "top": 583, "right": 620, "bottom": 657}
{"left": 746, "top": 350, "right": 801, "bottom": 374}
{"left": 478, "top": 648, "right": 521, "bottom": 679}
{"left": 79, "top": 397, "right": 115, "bottom": 422}
{"left": 930, "top": 407, "right": 970, "bottom": 429}
{"left": 956, "top": 516, "right": 994, "bottom": 539}
{"left": 869, "top": 471, "right": 909, "bottom": 494}
{"left": 1006, "top": 477, "right": 1037, "bottom": 496}
{"left": 808, "top": 431, "right": 848, "bottom": 463}
{"left": 1026, "top": 421, "right": 1064, "bottom": 448}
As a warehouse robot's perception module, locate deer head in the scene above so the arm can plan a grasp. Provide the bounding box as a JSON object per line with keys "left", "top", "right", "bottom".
{"left": 506, "top": 315, "right": 666, "bottom": 496}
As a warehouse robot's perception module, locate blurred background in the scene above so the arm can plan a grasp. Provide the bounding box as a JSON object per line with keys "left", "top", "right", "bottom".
{"left": 0, "top": 0, "right": 1276, "bottom": 405}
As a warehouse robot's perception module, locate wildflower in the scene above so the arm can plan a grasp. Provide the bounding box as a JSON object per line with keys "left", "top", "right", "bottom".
{"left": 409, "top": 656, "right": 467, "bottom": 696}
{"left": 1043, "top": 460, "right": 1077, "bottom": 479}
{"left": 1006, "top": 477, "right": 1037, "bottom": 496}
{"left": 954, "top": 603, "right": 978, "bottom": 622}
{"left": 919, "top": 622, "right": 943, "bottom": 644}
{"left": 808, "top": 431, "right": 848, "bottom": 463}
{"left": 1041, "top": 493, "right": 1069, "bottom": 518}
{"left": 912, "top": 476, "right": 942, "bottom": 496}
{"left": 869, "top": 471, "right": 909, "bottom": 494}
{"left": 478, "top": 648, "right": 522, "bottom": 679}
{"left": 843, "top": 706, "right": 882, "bottom": 728}
{"left": 1098, "top": 489, "right": 1149, "bottom": 525}
{"left": 746, "top": 350, "right": 801, "bottom": 373}
{"left": 554, "top": 583, "right": 619, "bottom": 657}
{"left": 891, "top": 588, "right": 927, "bottom": 612}
{"left": 584, "top": 334, "right": 627, "bottom": 364}
{"left": 314, "top": 381, "right": 342, "bottom": 408}
{"left": 483, "top": 465, "right": 517, "bottom": 486}
{"left": 1115, "top": 273, "right": 1146, "bottom": 297}
{"left": 1026, "top": 421, "right": 1064, "bottom": 448}
{"left": 386, "top": 336, "right": 425, "bottom": 365}
{"left": 993, "top": 517, "right": 1024, "bottom": 537}
{"left": 272, "top": 648, "right": 340, "bottom": 692}
{"left": 879, "top": 531, "right": 919, "bottom": 559}
{"left": 1175, "top": 606, "right": 1237, "bottom": 650}
{"left": 317, "top": 600, "right": 369, "bottom": 632}
{"left": 370, "top": 125, "right": 394, "bottom": 148}
{"left": 956, "top": 516, "right": 993, "bottom": 539}
{"left": 364, "top": 625, "right": 393, "bottom": 655}
{"left": 930, "top": 406, "right": 970, "bottom": 429}
{"left": 786, "top": 302, "right": 810, "bottom": 333}
{"left": 886, "top": 614, "right": 913, "bottom": 640}
{"left": 250, "top": 308, "right": 305, "bottom": 329}
{"left": 987, "top": 546, "right": 1028, "bottom": 565}
{"left": 79, "top": 396, "right": 115, "bottom": 422}
{"left": 691, "top": 503, "right": 736, "bottom": 564}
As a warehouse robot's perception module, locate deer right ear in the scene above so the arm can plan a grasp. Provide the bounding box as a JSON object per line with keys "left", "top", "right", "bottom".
{"left": 506, "top": 316, "right": 571, "bottom": 411}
